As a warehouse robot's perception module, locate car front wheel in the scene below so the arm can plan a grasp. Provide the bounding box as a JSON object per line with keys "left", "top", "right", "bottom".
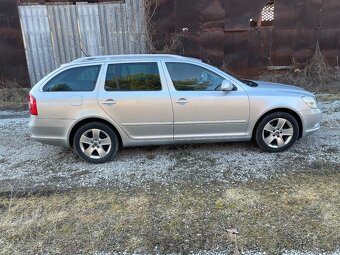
{"left": 255, "top": 112, "right": 299, "bottom": 152}
{"left": 73, "top": 122, "right": 119, "bottom": 163}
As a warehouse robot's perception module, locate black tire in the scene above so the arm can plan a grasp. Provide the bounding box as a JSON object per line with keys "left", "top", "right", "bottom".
{"left": 255, "top": 112, "right": 299, "bottom": 153}
{"left": 73, "top": 122, "right": 119, "bottom": 164}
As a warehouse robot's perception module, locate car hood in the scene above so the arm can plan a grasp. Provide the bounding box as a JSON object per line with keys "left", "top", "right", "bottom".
{"left": 254, "top": 80, "right": 305, "bottom": 90}
{"left": 250, "top": 80, "right": 314, "bottom": 96}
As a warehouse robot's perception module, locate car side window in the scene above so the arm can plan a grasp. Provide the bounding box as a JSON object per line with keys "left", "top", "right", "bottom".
{"left": 43, "top": 65, "right": 101, "bottom": 92}
{"left": 105, "top": 62, "right": 162, "bottom": 91}
{"left": 166, "top": 62, "right": 224, "bottom": 91}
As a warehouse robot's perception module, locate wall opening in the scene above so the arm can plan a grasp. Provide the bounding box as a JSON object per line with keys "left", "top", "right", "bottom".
{"left": 261, "top": 1, "right": 275, "bottom": 26}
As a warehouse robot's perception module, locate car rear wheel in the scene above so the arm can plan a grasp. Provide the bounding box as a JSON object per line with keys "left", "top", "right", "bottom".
{"left": 255, "top": 112, "right": 299, "bottom": 152}
{"left": 74, "top": 122, "right": 119, "bottom": 163}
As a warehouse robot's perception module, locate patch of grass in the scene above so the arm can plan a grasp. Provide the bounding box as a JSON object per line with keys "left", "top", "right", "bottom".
{"left": 259, "top": 43, "right": 340, "bottom": 94}
{"left": 0, "top": 78, "right": 29, "bottom": 110}
{"left": 0, "top": 172, "right": 339, "bottom": 254}
{"left": 260, "top": 72, "right": 340, "bottom": 94}
{"left": 316, "top": 93, "right": 340, "bottom": 102}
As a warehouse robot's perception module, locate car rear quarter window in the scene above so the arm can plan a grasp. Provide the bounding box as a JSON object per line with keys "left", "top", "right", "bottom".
{"left": 43, "top": 65, "right": 101, "bottom": 92}
{"left": 105, "top": 62, "right": 161, "bottom": 91}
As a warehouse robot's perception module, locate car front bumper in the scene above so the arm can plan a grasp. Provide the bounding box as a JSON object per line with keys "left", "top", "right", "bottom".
{"left": 300, "top": 108, "right": 322, "bottom": 137}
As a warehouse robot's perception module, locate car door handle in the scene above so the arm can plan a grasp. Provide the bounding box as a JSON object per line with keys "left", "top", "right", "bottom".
{"left": 102, "top": 99, "right": 116, "bottom": 105}
{"left": 174, "top": 98, "right": 189, "bottom": 104}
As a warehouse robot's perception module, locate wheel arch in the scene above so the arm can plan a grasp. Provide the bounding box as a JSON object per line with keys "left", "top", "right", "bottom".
{"left": 251, "top": 108, "right": 303, "bottom": 140}
{"left": 68, "top": 117, "right": 123, "bottom": 148}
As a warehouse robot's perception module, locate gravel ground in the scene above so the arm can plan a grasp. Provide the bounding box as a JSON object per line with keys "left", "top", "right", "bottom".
{"left": 95, "top": 250, "right": 340, "bottom": 255}
{"left": 0, "top": 100, "right": 339, "bottom": 193}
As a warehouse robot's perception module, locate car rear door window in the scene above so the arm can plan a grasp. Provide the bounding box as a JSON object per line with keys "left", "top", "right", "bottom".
{"left": 166, "top": 62, "right": 224, "bottom": 91}
{"left": 43, "top": 65, "right": 101, "bottom": 92}
{"left": 105, "top": 62, "right": 161, "bottom": 91}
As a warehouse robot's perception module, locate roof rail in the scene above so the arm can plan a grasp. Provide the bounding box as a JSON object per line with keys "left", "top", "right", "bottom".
{"left": 71, "top": 54, "right": 202, "bottom": 64}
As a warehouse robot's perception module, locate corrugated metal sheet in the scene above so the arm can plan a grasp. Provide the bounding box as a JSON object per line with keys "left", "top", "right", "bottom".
{"left": 47, "top": 4, "right": 81, "bottom": 66}
{"left": 98, "top": 0, "right": 145, "bottom": 55}
{"left": 98, "top": 3, "right": 125, "bottom": 55}
{"left": 126, "top": 0, "right": 146, "bottom": 53}
{"left": 19, "top": 0, "right": 145, "bottom": 85}
{"left": 19, "top": 5, "right": 55, "bottom": 85}
{"left": 77, "top": 4, "right": 103, "bottom": 56}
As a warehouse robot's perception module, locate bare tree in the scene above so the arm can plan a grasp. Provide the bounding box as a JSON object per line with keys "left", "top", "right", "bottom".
{"left": 143, "top": 0, "right": 184, "bottom": 54}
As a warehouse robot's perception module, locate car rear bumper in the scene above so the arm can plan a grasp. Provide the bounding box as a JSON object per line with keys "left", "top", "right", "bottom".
{"left": 29, "top": 115, "right": 72, "bottom": 147}
{"left": 300, "top": 108, "right": 322, "bottom": 137}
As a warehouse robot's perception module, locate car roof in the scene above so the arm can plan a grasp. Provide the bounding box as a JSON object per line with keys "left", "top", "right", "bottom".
{"left": 70, "top": 54, "right": 202, "bottom": 64}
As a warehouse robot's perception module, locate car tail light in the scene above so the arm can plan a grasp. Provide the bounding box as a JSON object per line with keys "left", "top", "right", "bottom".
{"left": 28, "top": 93, "right": 38, "bottom": 115}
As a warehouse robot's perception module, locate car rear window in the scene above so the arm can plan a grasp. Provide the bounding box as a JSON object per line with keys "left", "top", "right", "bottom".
{"left": 105, "top": 62, "right": 161, "bottom": 91}
{"left": 43, "top": 65, "right": 101, "bottom": 92}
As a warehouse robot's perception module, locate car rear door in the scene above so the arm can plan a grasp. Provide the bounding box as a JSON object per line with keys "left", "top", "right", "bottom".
{"left": 97, "top": 61, "right": 174, "bottom": 141}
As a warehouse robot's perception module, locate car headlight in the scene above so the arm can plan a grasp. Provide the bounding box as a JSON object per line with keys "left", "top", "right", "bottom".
{"left": 302, "top": 96, "right": 318, "bottom": 109}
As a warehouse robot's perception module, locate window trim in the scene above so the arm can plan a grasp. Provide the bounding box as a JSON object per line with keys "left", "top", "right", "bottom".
{"left": 41, "top": 64, "right": 103, "bottom": 93}
{"left": 161, "top": 60, "right": 246, "bottom": 93}
{"left": 164, "top": 61, "right": 226, "bottom": 92}
{"left": 103, "top": 61, "right": 164, "bottom": 92}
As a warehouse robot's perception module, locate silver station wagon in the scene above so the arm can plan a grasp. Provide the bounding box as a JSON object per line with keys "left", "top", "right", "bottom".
{"left": 29, "top": 54, "right": 321, "bottom": 163}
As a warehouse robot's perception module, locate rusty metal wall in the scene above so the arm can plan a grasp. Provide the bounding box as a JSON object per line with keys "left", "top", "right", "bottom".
{"left": 153, "top": 0, "right": 340, "bottom": 76}
{"left": 4, "top": 0, "right": 339, "bottom": 84}
{"left": 18, "top": 0, "right": 145, "bottom": 85}
{"left": 0, "top": 0, "right": 29, "bottom": 86}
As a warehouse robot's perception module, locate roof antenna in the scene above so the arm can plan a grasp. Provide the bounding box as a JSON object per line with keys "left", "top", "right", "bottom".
{"left": 80, "top": 47, "right": 90, "bottom": 57}
{"left": 67, "top": 35, "right": 90, "bottom": 57}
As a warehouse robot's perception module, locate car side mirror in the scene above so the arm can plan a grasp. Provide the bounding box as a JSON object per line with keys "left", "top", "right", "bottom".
{"left": 221, "top": 80, "right": 235, "bottom": 91}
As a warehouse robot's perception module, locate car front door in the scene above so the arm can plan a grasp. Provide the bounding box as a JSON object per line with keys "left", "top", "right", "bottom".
{"left": 163, "top": 61, "right": 249, "bottom": 140}
{"left": 98, "top": 61, "right": 173, "bottom": 141}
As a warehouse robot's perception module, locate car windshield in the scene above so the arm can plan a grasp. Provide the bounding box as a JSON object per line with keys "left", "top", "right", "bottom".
{"left": 207, "top": 64, "right": 243, "bottom": 82}
{"left": 221, "top": 69, "right": 258, "bottom": 87}
{"left": 222, "top": 69, "right": 244, "bottom": 83}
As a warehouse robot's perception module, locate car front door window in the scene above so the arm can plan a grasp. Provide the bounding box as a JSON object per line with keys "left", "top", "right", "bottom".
{"left": 165, "top": 62, "right": 224, "bottom": 91}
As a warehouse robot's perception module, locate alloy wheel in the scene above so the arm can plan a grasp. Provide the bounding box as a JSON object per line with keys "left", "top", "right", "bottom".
{"left": 79, "top": 128, "right": 112, "bottom": 159}
{"left": 262, "top": 118, "right": 294, "bottom": 148}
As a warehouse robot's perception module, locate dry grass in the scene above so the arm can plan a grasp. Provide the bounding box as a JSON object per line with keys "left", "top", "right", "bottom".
{"left": 260, "top": 43, "right": 340, "bottom": 94}
{"left": 0, "top": 78, "right": 29, "bottom": 110}
{"left": 1, "top": 172, "right": 339, "bottom": 254}
{"left": 315, "top": 93, "right": 340, "bottom": 101}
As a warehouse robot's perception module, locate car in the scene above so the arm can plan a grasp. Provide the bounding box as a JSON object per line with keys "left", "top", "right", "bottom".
{"left": 28, "top": 54, "right": 322, "bottom": 163}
